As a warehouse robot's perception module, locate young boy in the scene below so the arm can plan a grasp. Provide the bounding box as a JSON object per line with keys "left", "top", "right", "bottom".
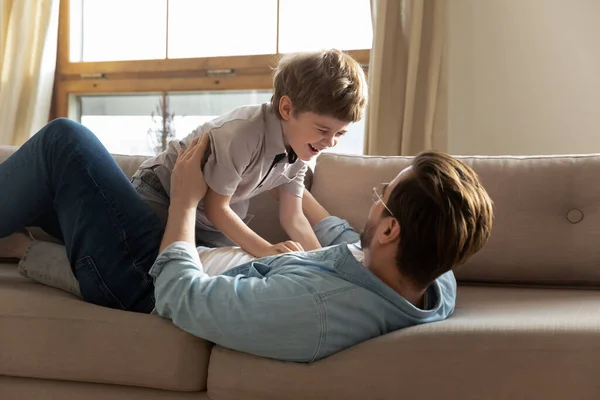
{"left": 131, "top": 49, "right": 368, "bottom": 258}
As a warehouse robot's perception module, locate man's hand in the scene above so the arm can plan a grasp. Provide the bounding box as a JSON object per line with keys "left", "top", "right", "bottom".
{"left": 171, "top": 135, "right": 210, "bottom": 210}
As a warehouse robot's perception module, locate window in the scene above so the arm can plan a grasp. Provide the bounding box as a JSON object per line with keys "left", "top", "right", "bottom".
{"left": 167, "top": 0, "right": 279, "bottom": 59}
{"left": 77, "top": 90, "right": 365, "bottom": 156}
{"left": 278, "top": 0, "right": 373, "bottom": 53}
{"left": 55, "top": 0, "right": 372, "bottom": 155}
{"left": 77, "top": 91, "right": 273, "bottom": 155}
{"left": 73, "top": 0, "right": 167, "bottom": 62}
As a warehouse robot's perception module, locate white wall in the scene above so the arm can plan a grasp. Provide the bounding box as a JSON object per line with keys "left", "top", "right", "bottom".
{"left": 447, "top": 0, "right": 600, "bottom": 156}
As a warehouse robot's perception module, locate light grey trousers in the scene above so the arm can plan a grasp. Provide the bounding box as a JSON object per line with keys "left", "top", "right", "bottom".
{"left": 19, "top": 240, "right": 82, "bottom": 298}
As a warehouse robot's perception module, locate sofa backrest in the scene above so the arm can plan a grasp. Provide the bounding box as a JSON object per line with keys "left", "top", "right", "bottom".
{"left": 2, "top": 145, "right": 600, "bottom": 287}
{"left": 311, "top": 153, "right": 600, "bottom": 287}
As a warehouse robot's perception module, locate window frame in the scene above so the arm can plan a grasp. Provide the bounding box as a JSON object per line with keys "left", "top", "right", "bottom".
{"left": 53, "top": 0, "right": 370, "bottom": 119}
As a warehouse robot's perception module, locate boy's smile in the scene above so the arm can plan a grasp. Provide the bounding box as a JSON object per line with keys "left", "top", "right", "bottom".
{"left": 279, "top": 97, "right": 351, "bottom": 162}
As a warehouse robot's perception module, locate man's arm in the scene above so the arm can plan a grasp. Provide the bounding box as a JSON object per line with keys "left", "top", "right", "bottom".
{"left": 149, "top": 242, "right": 322, "bottom": 362}
{"left": 161, "top": 135, "right": 211, "bottom": 252}
{"left": 279, "top": 190, "right": 321, "bottom": 251}
{"left": 156, "top": 135, "right": 322, "bottom": 362}
{"left": 159, "top": 206, "right": 196, "bottom": 252}
{"left": 203, "top": 188, "right": 272, "bottom": 257}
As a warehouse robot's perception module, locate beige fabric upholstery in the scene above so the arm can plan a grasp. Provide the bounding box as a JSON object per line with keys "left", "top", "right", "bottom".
{"left": 0, "top": 264, "right": 211, "bottom": 391}
{"left": 0, "top": 376, "right": 209, "bottom": 400}
{"left": 3, "top": 144, "right": 600, "bottom": 399}
{"left": 207, "top": 285, "right": 600, "bottom": 400}
{"left": 0, "top": 145, "right": 18, "bottom": 160}
{"left": 312, "top": 153, "right": 600, "bottom": 286}
{"left": 112, "top": 153, "right": 152, "bottom": 179}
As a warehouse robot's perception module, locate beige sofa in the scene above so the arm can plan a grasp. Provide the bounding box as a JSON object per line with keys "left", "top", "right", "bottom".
{"left": 2, "top": 146, "right": 600, "bottom": 400}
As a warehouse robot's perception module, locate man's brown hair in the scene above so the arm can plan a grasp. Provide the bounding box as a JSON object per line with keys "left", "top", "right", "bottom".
{"left": 385, "top": 151, "right": 494, "bottom": 288}
{"left": 271, "top": 49, "right": 368, "bottom": 122}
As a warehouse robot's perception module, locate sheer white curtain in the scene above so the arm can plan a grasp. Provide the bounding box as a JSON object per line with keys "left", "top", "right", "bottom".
{"left": 0, "top": 0, "right": 59, "bottom": 146}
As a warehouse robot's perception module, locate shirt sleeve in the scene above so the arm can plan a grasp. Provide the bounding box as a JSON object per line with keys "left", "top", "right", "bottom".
{"left": 148, "top": 241, "right": 323, "bottom": 362}
{"left": 201, "top": 121, "right": 258, "bottom": 197}
{"left": 280, "top": 164, "right": 307, "bottom": 198}
{"left": 312, "top": 216, "right": 361, "bottom": 246}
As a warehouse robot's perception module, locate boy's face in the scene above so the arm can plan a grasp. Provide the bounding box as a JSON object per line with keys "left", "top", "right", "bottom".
{"left": 279, "top": 96, "right": 351, "bottom": 162}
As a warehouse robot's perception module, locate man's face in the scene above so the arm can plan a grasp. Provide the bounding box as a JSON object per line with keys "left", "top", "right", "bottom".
{"left": 359, "top": 219, "right": 377, "bottom": 251}
{"left": 361, "top": 166, "right": 412, "bottom": 252}
{"left": 280, "top": 98, "right": 351, "bottom": 162}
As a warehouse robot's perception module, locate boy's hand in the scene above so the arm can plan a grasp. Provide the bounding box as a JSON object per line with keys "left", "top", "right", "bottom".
{"left": 171, "top": 135, "right": 210, "bottom": 210}
{"left": 259, "top": 240, "right": 305, "bottom": 257}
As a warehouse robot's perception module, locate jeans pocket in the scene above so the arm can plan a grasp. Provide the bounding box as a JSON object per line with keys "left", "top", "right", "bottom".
{"left": 75, "top": 255, "right": 126, "bottom": 310}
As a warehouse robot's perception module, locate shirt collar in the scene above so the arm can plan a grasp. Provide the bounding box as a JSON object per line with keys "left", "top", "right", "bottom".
{"left": 264, "top": 104, "right": 298, "bottom": 164}
{"left": 331, "top": 245, "right": 445, "bottom": 317}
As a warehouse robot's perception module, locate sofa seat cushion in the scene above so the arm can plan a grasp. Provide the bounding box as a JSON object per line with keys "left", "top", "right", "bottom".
{"left": 207, "top": 285, "right": 600, "bottom": 400}
{"left": 0, "top": 375, "right": 210, "bottom": 400}
{"left": 0, "top": 263, "right": 211, "bottom": 391}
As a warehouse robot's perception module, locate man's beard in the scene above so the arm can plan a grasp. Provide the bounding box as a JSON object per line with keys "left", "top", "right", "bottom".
{"left": 360, "top": 220, "right": 376, "bottom": 250}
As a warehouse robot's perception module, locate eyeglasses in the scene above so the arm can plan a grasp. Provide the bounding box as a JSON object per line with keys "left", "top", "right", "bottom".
{"left": 372, "top": 183, "right": 395, "bottom": 217}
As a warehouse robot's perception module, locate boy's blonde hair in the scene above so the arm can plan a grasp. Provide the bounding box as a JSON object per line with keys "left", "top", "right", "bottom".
{"left": 271, "top": 49, "right": 368, "bottom": 122}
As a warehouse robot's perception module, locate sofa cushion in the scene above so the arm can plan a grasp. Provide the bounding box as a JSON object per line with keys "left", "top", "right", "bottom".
{"left": 0, "top": 375, "right": 210, "bottom": 400}
{"left": 0, "top": 263, "right": 211, "bottom": 391}
{"left": 207, "top": 285, "right": 600, "bottom": 400}
{"left": 112, "top": 154, "right": 151, "bottom": 179}
{"left": 311, "top": 153, "right": 600, "bottom": 286}
{"left": 0, "top": 145, "right": 18, "bottom": 161}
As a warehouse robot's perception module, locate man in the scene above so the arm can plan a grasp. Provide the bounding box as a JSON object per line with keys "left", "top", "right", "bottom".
{"left": 0, "top": 127, "right": 493, "bottom": 363}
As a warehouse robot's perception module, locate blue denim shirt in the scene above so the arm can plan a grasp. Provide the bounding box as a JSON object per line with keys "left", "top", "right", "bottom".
{"left": 149, "top": 216, "right": 456, "bottom": 362}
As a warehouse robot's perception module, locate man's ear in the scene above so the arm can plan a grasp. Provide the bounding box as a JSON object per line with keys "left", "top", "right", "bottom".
{"left": 279, "top": 95, "right": 293, "bottom": 121}
{"left": 379, "top": 218, "right": 400, "bottom": 244}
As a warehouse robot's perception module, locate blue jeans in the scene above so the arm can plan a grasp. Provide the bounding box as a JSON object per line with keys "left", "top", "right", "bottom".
{"left": 0, "top": 118, "right": 163, "bottom": 313}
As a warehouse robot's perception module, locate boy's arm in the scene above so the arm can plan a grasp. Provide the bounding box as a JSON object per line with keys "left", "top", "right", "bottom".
{"left": 274, "top": 186, "right": 362, "bottom": 247}
{"left": 277, "top": 165, "right": 360, "bottom": 247}
{"left": 278, "top": 190, "right": 321, "bottom": 251}
{"left": 203, "top": 188, "right": 272, "bottom": 257}
{"left": 301, "top": 187, "right": 331, "bottom": 226}
{"left": 301, "top": 188, "right": 362, "bottom": 247}
{"left": 199, "top": 123, "right": 294, "bottom": 257}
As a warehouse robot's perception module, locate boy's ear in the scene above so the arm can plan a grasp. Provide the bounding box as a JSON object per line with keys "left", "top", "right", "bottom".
{"left": 279, "top": 96, "right": 293, "bottom": 121}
